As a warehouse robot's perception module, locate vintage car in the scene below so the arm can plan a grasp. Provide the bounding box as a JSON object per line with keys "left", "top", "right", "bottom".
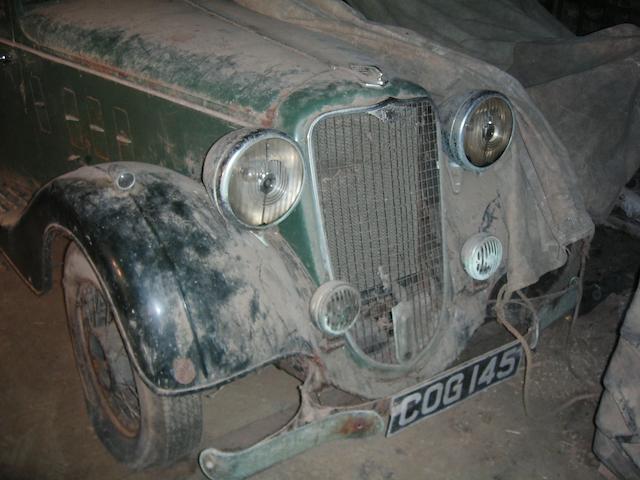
{"left": 0, "top": 0, "right": 591, "bottom": 478}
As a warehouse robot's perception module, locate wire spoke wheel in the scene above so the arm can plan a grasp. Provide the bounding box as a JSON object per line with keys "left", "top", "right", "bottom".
{"left": 63, "top": 243, "right": 202, "bottom": 469}
{"left": 77, "top": 282, "right": 141, "bottom": 437}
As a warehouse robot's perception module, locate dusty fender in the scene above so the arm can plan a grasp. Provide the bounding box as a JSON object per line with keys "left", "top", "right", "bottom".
{"left": 0, "top": 163, "right": 318, "bottom": 394}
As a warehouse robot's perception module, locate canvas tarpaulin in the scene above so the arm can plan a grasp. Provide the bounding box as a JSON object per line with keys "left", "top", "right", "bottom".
{"left": 224, "top": 0, "right": 640, "bottom": 293}
{"left": 346, "top": 0, "right": 640, "bottom": 223}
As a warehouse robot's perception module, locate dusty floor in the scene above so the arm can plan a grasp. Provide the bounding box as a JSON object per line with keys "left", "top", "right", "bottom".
{"left": 0, "top": 227, "right": 638, "bottom": 480}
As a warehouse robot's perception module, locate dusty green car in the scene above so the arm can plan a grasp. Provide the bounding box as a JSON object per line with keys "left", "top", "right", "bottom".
{"left": 0, "top": 0, "right": 588, "bottom": 478}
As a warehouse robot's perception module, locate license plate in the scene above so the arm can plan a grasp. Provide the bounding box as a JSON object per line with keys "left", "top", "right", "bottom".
{"left": 387, "top": 341, "right": 522, "bottom": 436}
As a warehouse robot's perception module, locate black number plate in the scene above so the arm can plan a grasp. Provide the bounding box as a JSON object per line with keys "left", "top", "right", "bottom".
{"left": 387, "top": 341, "right": 522, "bottom": 436}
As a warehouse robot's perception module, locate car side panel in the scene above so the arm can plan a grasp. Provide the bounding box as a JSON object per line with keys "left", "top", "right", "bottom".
{"left": 1, "top": 44, "right": 236, "bottom": 183}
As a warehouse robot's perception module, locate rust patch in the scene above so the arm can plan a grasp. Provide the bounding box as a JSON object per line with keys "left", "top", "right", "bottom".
{"left": 261, "top": 103, "right": 278, "bottom": 128}
{"left": 173, "top": 357, "right": 197, "bottom": 385}
{"left": 337, "top": 416, "right": 375, "bottom": 436}
{"left": 74, "top": 52, "right": 133, "bottom": 80}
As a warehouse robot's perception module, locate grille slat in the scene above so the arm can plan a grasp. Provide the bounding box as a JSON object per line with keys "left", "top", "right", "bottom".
{"left": 312, "top": 98, "right": 444, "bottom": 364}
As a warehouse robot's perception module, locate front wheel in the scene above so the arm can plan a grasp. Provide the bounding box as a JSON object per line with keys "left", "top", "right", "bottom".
{"left": 63, "top": 242, "right": 202, "bottom": 469}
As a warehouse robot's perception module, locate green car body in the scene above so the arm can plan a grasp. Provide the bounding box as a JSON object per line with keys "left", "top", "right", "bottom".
{"left": 0, "top": 0, "right": 582, "bottom": 474}
{"left": 1, "top": 0, "right": 459, "bottom": 395}
{"left": 1, "top": 0, "right": 430, "bottom": 283}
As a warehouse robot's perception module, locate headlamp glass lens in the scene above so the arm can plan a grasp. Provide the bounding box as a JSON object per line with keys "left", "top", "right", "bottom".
{"left": 226, "top": 137, "right": 304, "bottom": 227}
{"left": 462, "top": 95, "right": 514, "bottom": 168}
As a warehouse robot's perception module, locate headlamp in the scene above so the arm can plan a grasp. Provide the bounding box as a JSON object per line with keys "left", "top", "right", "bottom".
{"left": 451, "top": 91, "right": 514, "bottom": 171}
{"left": 203, "top": 129, "right": 304, "bottom": 228}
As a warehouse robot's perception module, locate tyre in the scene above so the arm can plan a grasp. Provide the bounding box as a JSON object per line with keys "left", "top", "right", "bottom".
{"left": 62, "top": 242, "right": 202, "bottom": 469}
{"left": 594, "top": 286, "right": 640, "bottom": 479}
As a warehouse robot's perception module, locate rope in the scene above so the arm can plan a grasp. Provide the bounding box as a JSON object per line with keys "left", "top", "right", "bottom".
{"left": 494, "top": 243, "right": 590, "bottom": 417}
{"left": 564, "top": 251, "right": 596, "bottom": 387}
{"left": 495, "top": 284, "right": 535, "bottom": 416}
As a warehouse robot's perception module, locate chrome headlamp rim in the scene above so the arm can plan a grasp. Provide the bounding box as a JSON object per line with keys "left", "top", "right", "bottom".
{"left": 204, "top": 128, "right": 305, "bottom": 230}
{"left": 450, "top": 91, "right": 515, "bottom": 172}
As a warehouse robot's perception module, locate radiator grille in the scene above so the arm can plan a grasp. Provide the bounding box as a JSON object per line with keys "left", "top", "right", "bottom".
{"left": 311, "top": 98, "right": 444, "bottom": 364}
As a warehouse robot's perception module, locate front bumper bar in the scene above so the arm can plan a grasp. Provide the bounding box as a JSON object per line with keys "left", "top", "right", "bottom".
{"left": 199, "top": 409, "right": 384, "bottom": 479}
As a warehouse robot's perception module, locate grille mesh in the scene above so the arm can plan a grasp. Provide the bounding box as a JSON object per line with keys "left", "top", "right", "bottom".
{"left": 311, "top": 98, "right": 444, "bottom": 364}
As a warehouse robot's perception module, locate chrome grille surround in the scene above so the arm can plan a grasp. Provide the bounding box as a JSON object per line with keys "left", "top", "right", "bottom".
{"left": 308, "top": 97, "right": 446, "bottom": 366}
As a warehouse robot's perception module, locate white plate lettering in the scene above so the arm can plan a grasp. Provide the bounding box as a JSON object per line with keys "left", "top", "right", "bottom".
{"left": 387, "top": 341, "right": 523, "bottom": 436}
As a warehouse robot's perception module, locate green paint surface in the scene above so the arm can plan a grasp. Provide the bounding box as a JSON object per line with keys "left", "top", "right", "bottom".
{"left": 1, "top": 0, "right": 431, "bottom": 287}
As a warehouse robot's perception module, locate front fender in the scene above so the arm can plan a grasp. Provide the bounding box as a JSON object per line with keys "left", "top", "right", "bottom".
{"left": 0, "top": 163, "right": 318, "bottom": 394}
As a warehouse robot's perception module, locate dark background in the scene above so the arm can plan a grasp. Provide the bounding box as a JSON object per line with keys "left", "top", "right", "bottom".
{"left": 540, "top": 0, "right": 640, "bottom": 34}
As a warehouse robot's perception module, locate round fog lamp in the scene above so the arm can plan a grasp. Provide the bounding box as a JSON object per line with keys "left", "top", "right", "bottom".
{"left": 310, "top": 281, "right": 360, "bottom": 336}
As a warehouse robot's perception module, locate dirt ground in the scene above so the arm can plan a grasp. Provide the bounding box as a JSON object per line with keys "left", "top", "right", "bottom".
{"left": 0, "top": 226, "right": 638, "bottom": 480}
